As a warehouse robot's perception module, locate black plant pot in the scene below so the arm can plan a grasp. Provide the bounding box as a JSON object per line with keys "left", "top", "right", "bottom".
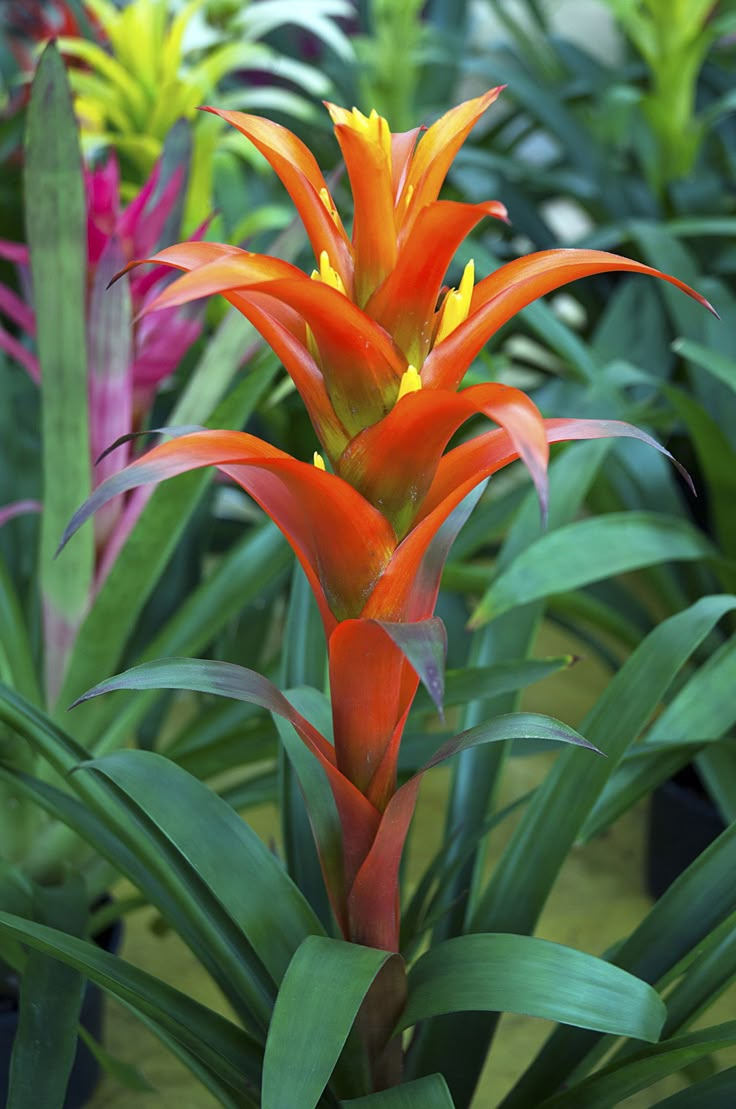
{"left": 0, "top": 913, "right": 123, "bottom": 1108}
{"left": 646, "top": 767, "right": 726, "bottom": 900}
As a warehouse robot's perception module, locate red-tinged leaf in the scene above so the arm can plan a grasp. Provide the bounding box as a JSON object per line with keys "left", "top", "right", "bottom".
{"left": 347, "top": 711, "right": 598, "bottom": 950}
{"left": 373, "top": 417, "right": 686, "bottom": 621}
{"left": 423, "top": 249, "right": 716, "bottom": 391}
{"left": 248, "top": 278, "right": 405, "bottom": 437}
{"left": 400, "top": 88, "right": 504, "bottom": 235}
{"left": 140, "top": 249, "right": 306, "bottom": 314}
{"left": 362, "top": 484, "right": 486, "bottom": 623}
{"left": 339, "top": 382, "right": 548, "bottom": 538}
{"left": 419, "top": 416, "right": 693, "bottom": 522}
{"left": 373, "top": 618, "right": 447, "bottom": 719}
{"left": 0, "top": 323, "right": 40, "bottom": 381}
{"left": 70, "top": 656, "right": 336, "bottom": 765}
{"left": 329, "top": 112, "right": 396, "bottom": 304}
{"left": 366, "top": 200, "right": 506, "bottom": 365}
{"left": 203, "top": 107, "right": 353, "bottom": 291}
{"left": 390, "top": 127, "right": 422, "bottom": 201}
{"left": 329, "top": 619, "right": 411, "bottom": 796}
{"left": 328, "top": 617, "right": 447, "bottom": 806}
{"left": 87, "top": 237, "right": 133, "bottom": 545}
{"left": 0, "top": 278, "right": 35, "bottom": 335}
{"left": 58, "top": 430, "right": 397, "bottom": 632}
{"left": 348, "top": 776, "right": 422, "bottom": 951}
{"left": 0, "top": 500, "right": 42, "bottom": 528}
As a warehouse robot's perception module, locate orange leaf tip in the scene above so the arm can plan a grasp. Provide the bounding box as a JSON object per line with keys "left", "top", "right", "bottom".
{"left": 313, "top": 451, "right": 326, "bottom": 470}
{"left": 435, "top": 259, "right": 475, "bottom": 345}
{"left": 397, "top": 365, "right": 422, "bottom": 402}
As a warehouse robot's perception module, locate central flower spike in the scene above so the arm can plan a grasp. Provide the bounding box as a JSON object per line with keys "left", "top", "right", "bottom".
{"left": 69, "top": 89, "right": 716, "bottom": 957}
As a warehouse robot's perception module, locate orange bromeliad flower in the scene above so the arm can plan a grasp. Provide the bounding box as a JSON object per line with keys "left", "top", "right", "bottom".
{"left": 63, "top": 89, "right": 713, "bottom": 951}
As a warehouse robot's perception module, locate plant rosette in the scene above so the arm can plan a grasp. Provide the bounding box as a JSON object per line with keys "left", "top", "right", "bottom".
{"left": 14, "top": 85, "right": 722, "bottom": 1106}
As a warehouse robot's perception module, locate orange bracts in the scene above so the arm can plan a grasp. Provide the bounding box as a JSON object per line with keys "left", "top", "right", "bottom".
{"left": 62, "top": 90, "right": 713, "bottom": 949}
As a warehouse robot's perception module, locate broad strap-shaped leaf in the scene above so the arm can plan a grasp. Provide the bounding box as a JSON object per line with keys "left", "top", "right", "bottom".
{"left": 0, "top": 911, "right": 262, "bottom": 1109}
{"left": 397, "top": 934, "right": 666, "bottom": 1042}
{"left": 82, "top": 750, "right": 324, "bottom": 989}
{"left": 470, "top": 595, "right": 736, "bottom": 938}
{"left": 650, "top": 1064, "right": 736, "bottom": 1108}
{"left": 262, "top": 937, "right": 396, "bottom": 1109}
{"left": 535, "top": 1022, "right": 736, "bottom": 1108}
{"left": 25, "top": 43, "right": 93, "bottom": 705}
{"left": 7, "top": 881, "right": 87, "bottom": 1109}
{"left": 72, "top": 656, "right": 334, "bottom": 764}
{"left": 341, "top": 1074, "right": 456, "bottom": 1107}
{"left": 470, "top": 511, "right": 714, "bottom": 628}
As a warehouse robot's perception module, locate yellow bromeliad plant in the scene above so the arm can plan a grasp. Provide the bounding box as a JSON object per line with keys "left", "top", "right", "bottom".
{"left": 58, "top": 0, "right": 353, "bottom": 221}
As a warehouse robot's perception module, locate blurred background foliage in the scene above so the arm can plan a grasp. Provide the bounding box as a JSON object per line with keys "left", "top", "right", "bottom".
{"left": 0, "top": 1, "right": 735, "bottom": 1104}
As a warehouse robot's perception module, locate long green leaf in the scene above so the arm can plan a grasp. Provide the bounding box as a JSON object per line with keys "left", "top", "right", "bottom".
{"left": 430, "top": 597, "right": 736, "bottom": 1108}
{"left": 341, "top": 1075, "right": 455, "bottom": 1107}
{"left": 652, "top": 1064, "right": 736, "bottom": 1107}
{"left": 82, "top": 750, "right": 324, "bottom": 989}
{"left": 537, "top": 1023, "right": 736, "bottom": 1108}
{"left": 7, "top": 882, "right": 87, "bottom": 1109}
{"left": 262, "top": 937, "right": 395, "bottom": 1109}
{"left": 471, "top": 512, "right": 714, "bottom": 627}
{"left": 279, "top": 563, "right": 332, "bottom": 929}
{"left": 25, "top": 44, "right": 92, "bottom": 705}
{"left": 0, "top": 911, "right": 262, "bottom": 1108}
{"left": 500, "top": 821, "right": 736, "bottom": 1108}
{"left": 583, "top": 636, "right": 736, "bottom": 837}
{"left": 399, "top": 934, "right": 665, "bottom": 1041}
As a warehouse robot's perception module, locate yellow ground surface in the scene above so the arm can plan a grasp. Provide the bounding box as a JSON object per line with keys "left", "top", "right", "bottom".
{"left": 87, "top": 626, "right": 736, "bottom": 1107}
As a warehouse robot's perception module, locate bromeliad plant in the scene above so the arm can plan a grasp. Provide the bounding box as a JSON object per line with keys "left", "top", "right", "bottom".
{"left": 58, "top": 85, "right": 715, "bottom": 952}
{"left": 7, "top": 84, "right": 722, "bottom": 1104}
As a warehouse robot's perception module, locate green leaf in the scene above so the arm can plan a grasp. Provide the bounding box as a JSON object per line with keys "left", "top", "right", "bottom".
{"left": 341, "top": 1074, "right": 455, "bottom": 1107}
{"left": 470, "top": 596, "right": 736, "bottom": 936}
{"left": 76, "top": 1026, "right": 154, "bottom": 1092}
{"left": 262, "top": 937, "right": 394, "bottom": 1109}
{"left": 583, "top": 636, "right": 736, "bottom": 838}
{"left": 82, "top": 750, "right": 324, "bottom": 992}
{"left": 7, "top": 881, "right": 87, "bottom": 1109}
{"left": 25, "top": 44, "right": 92, "bottom": 703}
{"left": 418, "top": 712, "right": 601, "bottom": 775}
{"left": 399, "top": 934, "right": 665, "bottom": 1041}
{"left": 279, "top": 563, "right": 332, "bottom": 929}
{"left": 0, "top": 553, "right": 42, "bottom": 705}
{"left": 471, "top": 512, "right": 714, "bottom": 627}
{"left": 652, "top": 1064, "right": 736, "bottom": 1107}
{"left": 0, "top": 911, "right": 262, "bottom": 1109}
{"left": 411, "top": 656, "right": 574, "bottom": 716}
{"left": 537, "top": 1023, "right": 736, "bottom": 1108}
{"left": 500, "top": 821, "right": 736, "bottom": 1108}
{"left": 374, "top": 619, "right": 447, "bottom": 716}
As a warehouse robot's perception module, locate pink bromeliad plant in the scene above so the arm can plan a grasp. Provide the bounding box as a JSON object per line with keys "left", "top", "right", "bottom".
{"left": 0, "top": 149, "right": 202, "bottom": 697}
